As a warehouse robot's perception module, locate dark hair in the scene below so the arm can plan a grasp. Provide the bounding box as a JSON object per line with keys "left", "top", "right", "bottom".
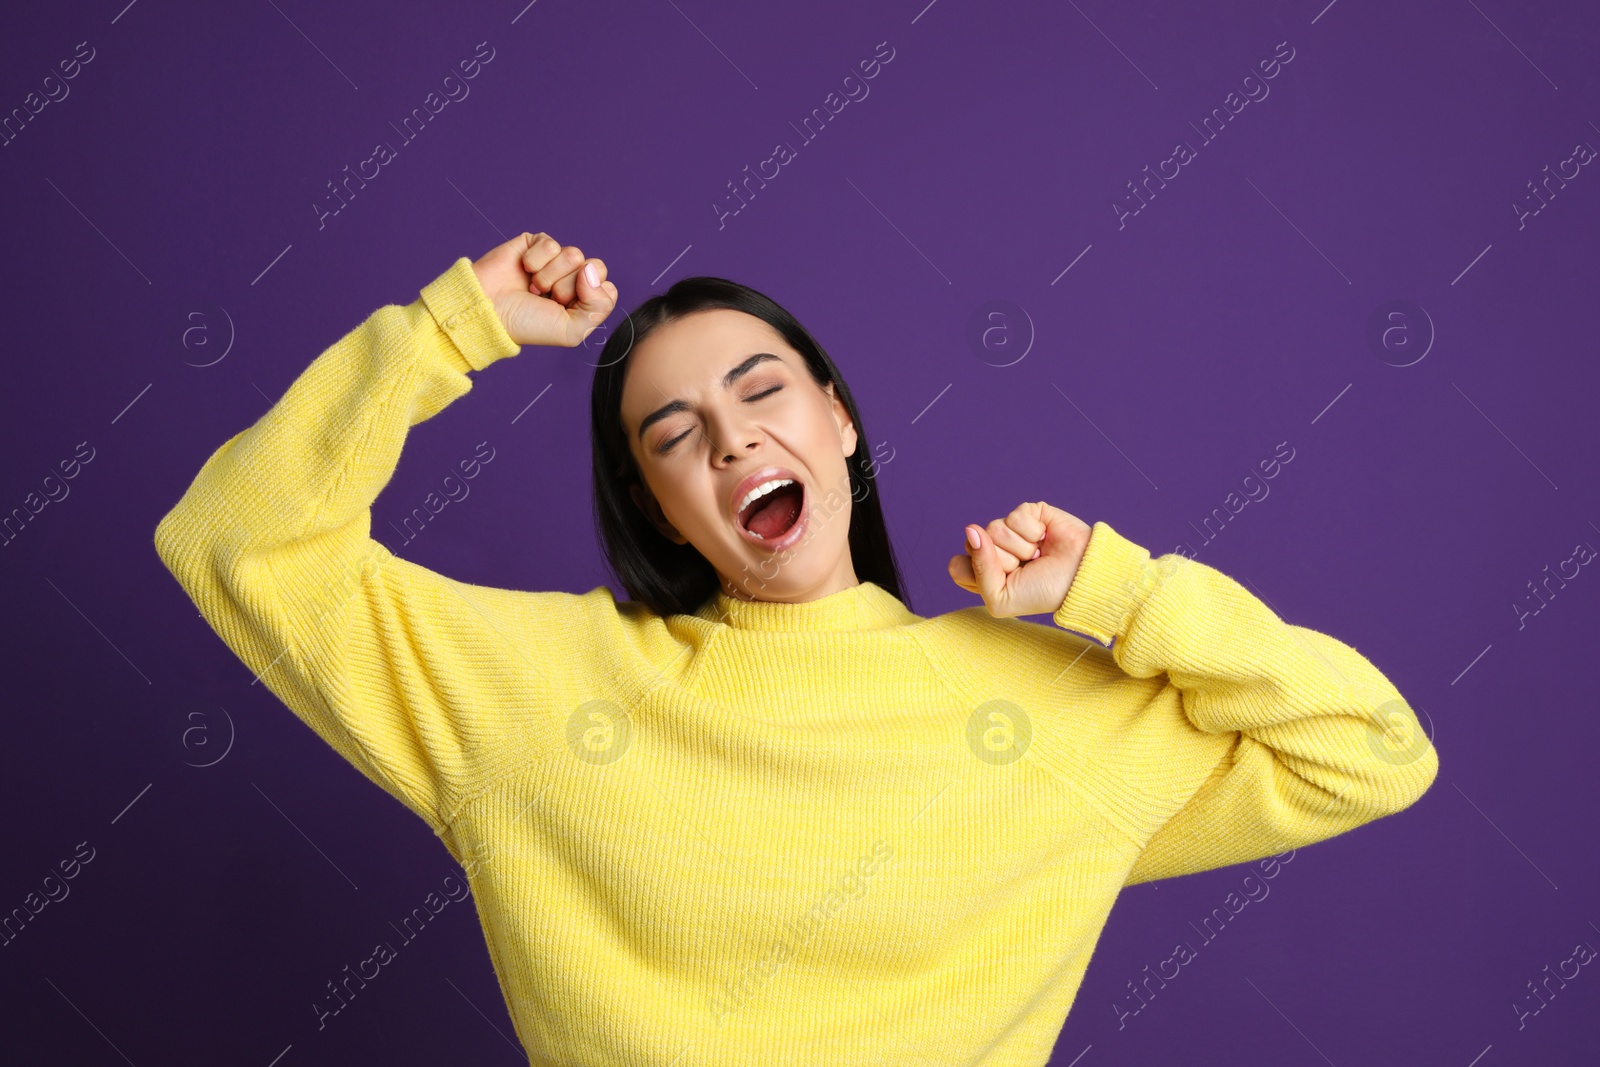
{"left": 589, "top": 276, "right": 909, "bottom": 619}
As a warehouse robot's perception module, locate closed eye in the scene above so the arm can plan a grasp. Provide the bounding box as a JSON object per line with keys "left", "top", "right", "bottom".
{"left": 656, "top": 384, "right": 785, "bottom": 455}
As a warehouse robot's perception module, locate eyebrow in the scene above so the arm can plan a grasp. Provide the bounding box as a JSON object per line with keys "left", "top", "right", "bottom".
{"left": 636, "top": 352, "right": 785, "bottom": 443}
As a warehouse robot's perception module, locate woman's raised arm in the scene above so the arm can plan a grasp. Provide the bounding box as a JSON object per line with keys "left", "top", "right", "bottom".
{"left": 1046, "top": 522, "right": 1439, "bottom": 885}
{"left": 153, "top": 235, "right": 617, "bottom": 840}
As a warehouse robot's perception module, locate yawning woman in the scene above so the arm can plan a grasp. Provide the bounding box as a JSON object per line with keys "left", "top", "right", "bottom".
{"left": 154, "top": 231, "right": 1438, "bottom": 1067}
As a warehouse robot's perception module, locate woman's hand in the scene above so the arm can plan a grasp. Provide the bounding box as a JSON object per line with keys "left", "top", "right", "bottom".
{"left": 470, "top": 232, "right": 618, "bottom": 348}
{"left": 948, "top": 501, "right": 1093, "bottom": 618}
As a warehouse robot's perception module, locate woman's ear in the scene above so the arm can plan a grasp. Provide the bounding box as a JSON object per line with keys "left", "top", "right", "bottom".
{"left": 630, "top": 481, "right": 689, "bottom": 545}
{"left": 825, "top": 381, "right": 858, "bottom": 459}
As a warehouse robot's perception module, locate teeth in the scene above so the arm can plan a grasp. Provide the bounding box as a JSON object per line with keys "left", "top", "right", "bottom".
{"left": 736, "top": 478, "right": 796, "bottom": 522}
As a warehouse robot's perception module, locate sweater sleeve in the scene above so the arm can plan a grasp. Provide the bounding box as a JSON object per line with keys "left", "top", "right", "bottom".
{"left": 1050, "top": 521, "right": 1438, "bottom": 885}
{"left": 154, "top": 257, "right": 567, "bottom": 838}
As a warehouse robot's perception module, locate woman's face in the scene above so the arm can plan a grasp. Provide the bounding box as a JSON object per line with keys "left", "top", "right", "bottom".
{"left": 620, "top": 308, "right": 861, "bottom": 603}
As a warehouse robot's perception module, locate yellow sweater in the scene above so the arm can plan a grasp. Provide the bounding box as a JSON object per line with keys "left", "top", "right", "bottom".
{"left": 153, "top": 256, "right": 1439, "bottom": 1066}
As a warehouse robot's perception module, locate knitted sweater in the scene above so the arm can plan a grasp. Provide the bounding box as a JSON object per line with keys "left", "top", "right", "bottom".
{"left": 153, "top": 256, "right": 1439, "bottom": 1067}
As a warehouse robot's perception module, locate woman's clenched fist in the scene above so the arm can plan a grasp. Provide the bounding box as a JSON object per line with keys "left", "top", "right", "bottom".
{"left": 949, "top": 501, "right": 1093, "bottom": 618}
{"left": 470, "top": 232, "right": 618, "bottom": 348}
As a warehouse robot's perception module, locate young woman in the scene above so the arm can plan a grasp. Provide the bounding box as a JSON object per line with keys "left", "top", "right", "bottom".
{"left": 155, "top": 231, "right": 1438, "bottom": 1066}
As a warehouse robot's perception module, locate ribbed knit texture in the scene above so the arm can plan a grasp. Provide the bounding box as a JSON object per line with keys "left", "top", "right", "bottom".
{"left": 153, "top": 256, "right": 1439, "bottom": 1067}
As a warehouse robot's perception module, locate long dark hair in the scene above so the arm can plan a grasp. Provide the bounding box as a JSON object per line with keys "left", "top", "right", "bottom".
{"left": 589, "top": 276, "right": 909, "bottom": 619}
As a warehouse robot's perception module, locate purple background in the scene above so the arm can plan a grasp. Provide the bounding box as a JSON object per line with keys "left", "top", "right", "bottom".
{"left": 2, "top": 0, "right": 1597, "bottom": 1063}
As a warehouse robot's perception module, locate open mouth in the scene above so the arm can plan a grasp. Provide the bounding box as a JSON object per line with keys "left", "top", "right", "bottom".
{"left": 735, "top": 478, "right": 806, "bottom": 544}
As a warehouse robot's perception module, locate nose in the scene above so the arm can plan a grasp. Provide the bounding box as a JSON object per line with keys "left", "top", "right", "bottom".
{"left": 707, "top": 405, "right": 764, "bottom": 465}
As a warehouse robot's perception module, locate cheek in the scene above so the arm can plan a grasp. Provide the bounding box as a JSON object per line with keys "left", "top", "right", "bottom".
{"left": 796, "top": 404, "right": 838, "bottom": 447}
{"left": 804, "top": 409, "right": 851, "bottom": 470}
{"left": 657, "top": 476, "right": 720, "bottom": 532}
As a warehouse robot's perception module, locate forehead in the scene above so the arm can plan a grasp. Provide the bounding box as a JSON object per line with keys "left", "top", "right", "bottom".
{"left": 621, "top": 308, "right": 795, "bottom": 422}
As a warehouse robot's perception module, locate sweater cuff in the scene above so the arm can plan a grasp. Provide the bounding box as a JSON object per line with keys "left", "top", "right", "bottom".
{"left": 418, "top": 256, "right": 521, "bottom": 373}
{"left": 1052, "top": 521, "right": 1153, "bottom": 646}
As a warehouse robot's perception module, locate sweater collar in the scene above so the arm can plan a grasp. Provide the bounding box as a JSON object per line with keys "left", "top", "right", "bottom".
{"left": 696, "top": 580, "right": 919, "bottom": 633}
